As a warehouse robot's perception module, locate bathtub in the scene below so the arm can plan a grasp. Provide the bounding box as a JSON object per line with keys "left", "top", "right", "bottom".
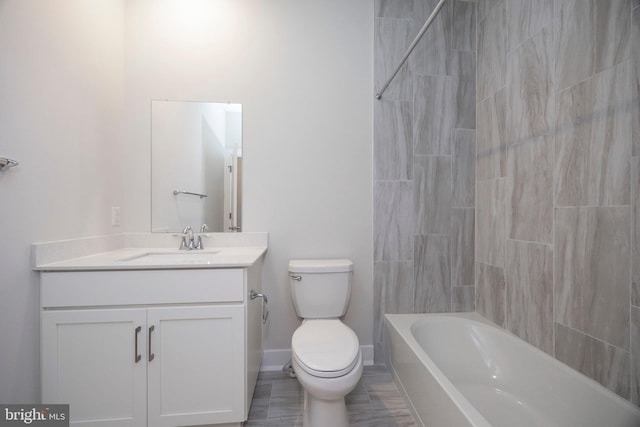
{"left": 385, "top": 313, "right": 640, "bottom": 427}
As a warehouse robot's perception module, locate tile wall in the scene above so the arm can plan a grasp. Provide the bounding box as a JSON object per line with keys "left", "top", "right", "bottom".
{"left": 476, "top": 0, "right": 640, "bottom": 404}
{"left": 373, "top": 0, "right": 477, "bottom": 362}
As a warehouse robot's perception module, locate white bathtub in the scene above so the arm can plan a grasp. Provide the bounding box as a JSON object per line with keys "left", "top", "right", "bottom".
{"left": 385, "top": 313, "right": 640, "bottom": 427}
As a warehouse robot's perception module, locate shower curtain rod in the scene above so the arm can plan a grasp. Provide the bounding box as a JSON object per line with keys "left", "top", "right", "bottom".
{"left": 375, "top": 0, "right": 447, "bottom": 100}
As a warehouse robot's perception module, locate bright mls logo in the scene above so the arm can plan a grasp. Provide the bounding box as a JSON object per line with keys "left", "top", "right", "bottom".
{"left": 1, "top": 405, "right": 68, "bottom": 426}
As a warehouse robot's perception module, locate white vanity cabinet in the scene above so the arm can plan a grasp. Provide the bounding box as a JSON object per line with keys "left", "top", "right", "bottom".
{"left": 40, "top": 265, "right": 263, "bottom": 427}
{"left": 42, "top": 307, "right": 148, "bottom": 426}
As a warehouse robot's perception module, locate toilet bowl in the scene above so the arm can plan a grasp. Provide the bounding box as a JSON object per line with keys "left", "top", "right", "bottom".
{"left": 288, "top": 259, "right": 363, "bottom": 427}
{"left": 292, "top": 320, "right": 363, "bottom": 427}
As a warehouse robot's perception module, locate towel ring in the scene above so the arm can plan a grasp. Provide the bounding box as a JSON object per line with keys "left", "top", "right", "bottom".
{"left": 0, "top": 157, "right": 19, "bottom": 171}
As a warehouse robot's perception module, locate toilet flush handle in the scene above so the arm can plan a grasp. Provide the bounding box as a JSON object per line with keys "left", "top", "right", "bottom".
{"left": 290, "top": 275, "right": 302, "bottom": 281}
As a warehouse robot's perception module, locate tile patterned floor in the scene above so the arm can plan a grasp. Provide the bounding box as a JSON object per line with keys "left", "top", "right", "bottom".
{"left": 245, "top": 365, "right": 419, "bottom": 427}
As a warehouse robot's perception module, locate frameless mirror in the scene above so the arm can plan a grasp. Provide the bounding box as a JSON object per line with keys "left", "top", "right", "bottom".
{"left": 151, "top": 100, "right": 242, "bottom": 233}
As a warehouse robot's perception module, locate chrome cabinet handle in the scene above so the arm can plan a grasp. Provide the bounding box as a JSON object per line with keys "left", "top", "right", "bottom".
{"left": 148, "top": 325, "right": 155, "bottom": 362}
{"left": 134, "top": 326, "right": 142, "bottom": 363}
{"left": 250, "top": 290, "right": 268, "bottom": 304}
{"left": 250, "top": 290, "right": 269, "bottom": 324}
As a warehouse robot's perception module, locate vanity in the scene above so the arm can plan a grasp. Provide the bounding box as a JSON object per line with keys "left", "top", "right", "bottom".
{"left": 32, "top": 98, "right": 259, "bottom": 426}
{"left": 33, "top": 234, "right": 267, "bottom": 427}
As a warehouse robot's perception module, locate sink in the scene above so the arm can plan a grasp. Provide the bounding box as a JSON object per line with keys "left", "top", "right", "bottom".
{"left": 120, "top": 250, "right": 221, "bottom": 264}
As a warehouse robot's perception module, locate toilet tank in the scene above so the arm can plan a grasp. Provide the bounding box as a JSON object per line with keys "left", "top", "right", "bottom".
{"left": 289, "top": 259, "right": 353, "bottom": 319}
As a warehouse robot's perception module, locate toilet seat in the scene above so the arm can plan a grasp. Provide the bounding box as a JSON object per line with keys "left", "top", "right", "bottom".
{"left": 292, "top": 319, "right": 360, "bottom": 379}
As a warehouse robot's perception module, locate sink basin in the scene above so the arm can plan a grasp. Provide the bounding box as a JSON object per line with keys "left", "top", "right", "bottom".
{"left": 120, "top": 250, "right": 221, "bottom": 264}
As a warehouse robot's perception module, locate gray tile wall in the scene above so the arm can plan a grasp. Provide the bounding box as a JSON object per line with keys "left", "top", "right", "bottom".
{"left": 373, "top": 0, "right": 477, "bottom": 363}
{"left": 476, "top": 0, "right": 640, "bottom": 405}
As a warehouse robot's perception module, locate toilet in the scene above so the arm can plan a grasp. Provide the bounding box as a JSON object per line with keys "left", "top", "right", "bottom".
{"left": 288, "top": 259, "right": 363, "bottom": 427}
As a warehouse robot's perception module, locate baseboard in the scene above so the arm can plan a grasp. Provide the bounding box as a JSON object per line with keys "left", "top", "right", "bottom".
{"left": 260, "top": 345, "right": 375, "bottom": 372}
{"left": 260, "top": 349, "right": 292, "bottom": 372}
{"left": 360, "top": 344, "right": 374, "bottom": 366}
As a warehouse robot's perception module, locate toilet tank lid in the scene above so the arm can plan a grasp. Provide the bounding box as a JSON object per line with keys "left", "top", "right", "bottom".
{"left": 288, "top": 259, "right": 353, "bottom": 273}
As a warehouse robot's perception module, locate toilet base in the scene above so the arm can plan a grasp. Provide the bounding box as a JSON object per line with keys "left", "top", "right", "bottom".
{"left": 303, "top": 390, "right": 349, "bottom": 427}
{"left": 291, "top": 351, "right": 363, "bottom": 427}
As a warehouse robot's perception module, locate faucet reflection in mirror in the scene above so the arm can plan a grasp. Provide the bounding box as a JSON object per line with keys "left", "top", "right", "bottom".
{"left": 151, "top": 100, "right": 242, "bottom": 233}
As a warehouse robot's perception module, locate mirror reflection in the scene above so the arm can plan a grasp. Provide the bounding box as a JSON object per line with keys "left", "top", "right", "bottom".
{"left": 151, "top": 100, "right": 242, "bottom": 233}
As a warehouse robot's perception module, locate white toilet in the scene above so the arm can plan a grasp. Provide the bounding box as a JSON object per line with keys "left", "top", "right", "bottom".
{"left": 288, "top": 259, "right": 363, "bottom": 427}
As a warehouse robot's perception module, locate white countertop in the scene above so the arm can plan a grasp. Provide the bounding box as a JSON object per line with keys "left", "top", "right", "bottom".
{"left": 34, "top": 246, "right": 267, "bottom": 270}
{"left": 32, "top": 232, "right": 268, "bottom": 270}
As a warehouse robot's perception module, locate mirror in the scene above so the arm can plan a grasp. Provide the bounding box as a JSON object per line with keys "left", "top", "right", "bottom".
{"left": 151, "top": 100, "right": 242, "bottom": 233}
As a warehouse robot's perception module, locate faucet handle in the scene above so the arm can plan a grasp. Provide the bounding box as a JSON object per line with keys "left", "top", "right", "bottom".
{"left": 179, "top": 236, "right": 189, "bottom": 250}
{"left": 195, "top": 235, "right": 204, "bottom": 250}
{"left": 180, "top": 225, "right": 194, "bottom": 250}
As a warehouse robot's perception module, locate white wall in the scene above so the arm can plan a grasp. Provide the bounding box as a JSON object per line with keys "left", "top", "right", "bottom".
{"left": 0, "top": 0, "right": 372, "bottom": 403}
{"left": 123, "top": 0, "right": 374, "bottom": 354}
{"left": 0, "top": 0, "right": 125, "bottom": 402}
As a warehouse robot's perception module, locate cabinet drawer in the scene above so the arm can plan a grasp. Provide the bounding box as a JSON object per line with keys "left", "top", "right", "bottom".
{"left": 41, "top": 269, "right": 244, "bottom": 308}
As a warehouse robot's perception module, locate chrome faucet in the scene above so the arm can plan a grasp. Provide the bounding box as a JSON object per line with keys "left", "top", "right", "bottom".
{"left": 194, "top": 224, "right": 208, "bottom": 250}
{"left": 179, "top": 226, "right": 195, "bottom": 250}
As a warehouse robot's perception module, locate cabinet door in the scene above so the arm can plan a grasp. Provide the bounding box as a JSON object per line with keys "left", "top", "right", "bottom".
{"left": 41, "top": 308, "right": 147, "bottom": 427}
{"left": 147, "top": 305, "right": 245, "bottom": 427}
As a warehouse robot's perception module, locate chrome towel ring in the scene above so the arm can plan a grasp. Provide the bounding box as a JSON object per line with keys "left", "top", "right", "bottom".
{"left": 0, "top": 157, "right": 19, "bottom": 171}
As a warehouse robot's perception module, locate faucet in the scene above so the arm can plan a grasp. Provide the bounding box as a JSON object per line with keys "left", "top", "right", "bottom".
{"left": 194, "top": 224, "right": 208, "bottom": 250}
{"left": 179, "top": 226, "right": 195, "bottom": 250}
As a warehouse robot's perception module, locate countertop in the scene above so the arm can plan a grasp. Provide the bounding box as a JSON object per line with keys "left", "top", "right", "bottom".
{"left": 34, "top": 246, "right": 267, "bottom": 271}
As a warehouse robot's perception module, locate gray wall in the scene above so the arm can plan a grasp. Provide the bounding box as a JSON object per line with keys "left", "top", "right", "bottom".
{"left": 373, "top": 0, "right": 477, "bottom": 362}
{"left": 476, "top": 0, "right": 640, "bottom": 404}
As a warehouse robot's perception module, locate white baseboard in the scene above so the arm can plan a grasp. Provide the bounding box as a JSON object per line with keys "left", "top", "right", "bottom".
{"left": 360, "top": 344, "right": 374, "bottom": 365}
{"left": 260, "top": 345, "right": 375, "bottom": 372}
{"left": 260, "top": 349, "right": 292, "bottom": 372}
